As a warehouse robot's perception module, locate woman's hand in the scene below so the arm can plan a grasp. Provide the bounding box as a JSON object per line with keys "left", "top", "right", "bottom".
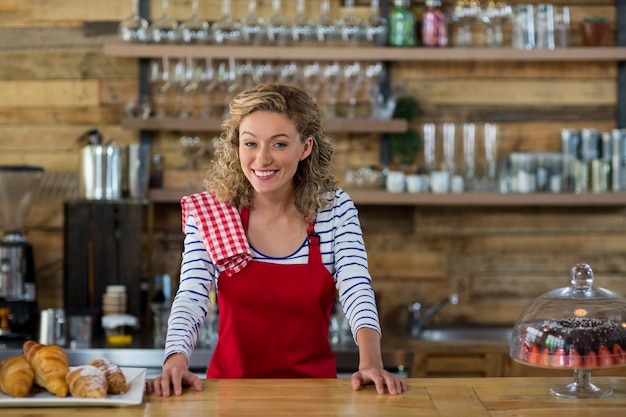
{"left": 351, "top": 367, "right": 407, "bottom": 395}
{"left": 145, "top": 353, "right": 203, "bottom": 397}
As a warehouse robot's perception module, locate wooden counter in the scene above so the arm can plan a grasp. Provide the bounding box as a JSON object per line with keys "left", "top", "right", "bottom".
{"left": 2, "top": 377, "right": 625, "bottom": 416}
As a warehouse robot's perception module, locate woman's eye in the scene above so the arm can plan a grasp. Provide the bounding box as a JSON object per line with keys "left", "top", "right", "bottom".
{"left": 274, "top": 142, "right": 287, "bottom": 149}
{"left": 243, "top": 141, "right": 256, "bottom": 148}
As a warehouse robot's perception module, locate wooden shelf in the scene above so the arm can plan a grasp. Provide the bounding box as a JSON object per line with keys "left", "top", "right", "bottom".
{"left": 149, "top": 188, "right": 626, "bottom": 207}
{"left": 104, "top": 43, "right": 626, "bottom": 62}
{"left": 122, "top": 117, "right": 408, "bottom": 133}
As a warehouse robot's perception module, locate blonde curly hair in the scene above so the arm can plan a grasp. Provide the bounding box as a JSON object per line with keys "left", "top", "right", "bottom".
{"left": 204, "top": 83, "right": 337, "bottom": 221}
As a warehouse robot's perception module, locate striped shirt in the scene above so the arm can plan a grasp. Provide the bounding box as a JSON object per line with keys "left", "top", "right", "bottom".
{"left": 165, "top": 188, "right": 381, "bottom": 362}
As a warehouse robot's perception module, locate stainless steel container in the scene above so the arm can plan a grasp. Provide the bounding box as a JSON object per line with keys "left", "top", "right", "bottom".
{"left": 38, "top": 308, "right": 66, "bottom": 346}
{"left": 80, "top": 144, "right": 122, "bottom": 200}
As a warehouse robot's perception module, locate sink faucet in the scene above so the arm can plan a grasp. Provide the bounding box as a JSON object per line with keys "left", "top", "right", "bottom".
{"left": 408, "top": 293, "right": 459, "bottom": 338}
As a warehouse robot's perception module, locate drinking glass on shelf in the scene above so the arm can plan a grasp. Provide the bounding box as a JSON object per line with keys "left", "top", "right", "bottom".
{"left": 292, "top": 0, "right": 315, "bottom": 44}
{"left": 363, "top": 61, "right": 385, "bottom": 119}
{"left": 484, "top": 123, "right": 498, "bottom": 182}
{"left": 301, "top": 61, "right": 322, "bottom": 102}
{"left": 237, "top": 59, "right": 256, "bottom": 92}
{"left": 119, "top": 0, "right": 148, "bottom": 43}
{"left": 148, "top": 0, "right": 179, "bottom": 43}
{"left": 179, "top": 0, "right": 210, "bottom": 44}
{"left": 265, "top": 0, "right": 292, "bottom": 46}
{"left": 253, "top": 61, "right": 277, "bottom": 85}
{"left": 241, "top": 0, "right": 266, "bottom": 45}
{"left": 178, "top": 135, "right": 206, "bottom": 190}
{"left": 315, "top": 0, "right": 339, "bottom": 45}
{"left": 442, "top": 122, "right": 456, "bottom": 174}
{"left": 148, "top": 57, "right": 171, "bottom": 118}
{"left": 423, "top": 123, "right": 436, "bottom": 174}
{"left": 170, "top": 57, "right": 189, "bottom": 118}
{"left": 343, "top": 61, "right": 363, "bottom": 119}
{"left": 279, "top": 61, "right": 300, "bottom": 87}
{"left": 198, "top": 58, "right": 218, "bottom": 118}
{"left": 322, "top": 61, "right": 342, "bottom": 119}
{"left": 364, "top": 0, "right": 388, "bottom": 46}
{"left": 337, "top": 0, "right": 365, "bottom": 46}
{"left": 211, "top": 0, "right": 243, "bottom": 45}
{"left": 215, "top": 57, "right": 238, "bottom": 117}
{"left": 554, "top": 6, "right": 570, "bottom": 48}
{"left": 462, "top": 123, "right": 476, "bottom": 188}
{"left": 482, "top": 1, "right": 512, "bottom": 47}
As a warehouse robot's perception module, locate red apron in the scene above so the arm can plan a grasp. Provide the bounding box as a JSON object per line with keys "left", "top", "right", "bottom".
{"left": 206, "top": 208, "right": 337, "bottom": 378}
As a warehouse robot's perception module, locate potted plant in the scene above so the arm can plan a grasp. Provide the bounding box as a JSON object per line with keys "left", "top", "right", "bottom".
{"left": 580, "top": 16, "right": 610, "bottom": 47}
{"left": 389, "top": 96, "right": 420, "bottom": 172}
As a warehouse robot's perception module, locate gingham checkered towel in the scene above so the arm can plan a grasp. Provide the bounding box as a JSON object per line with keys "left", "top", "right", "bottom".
{"left": 181, "top": 191, "right": 252, "bottom": 277}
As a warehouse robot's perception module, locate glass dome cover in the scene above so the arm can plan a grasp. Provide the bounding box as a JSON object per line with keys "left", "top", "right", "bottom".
{"left": 509, "top": 263, "right": 626, "bottom": 398}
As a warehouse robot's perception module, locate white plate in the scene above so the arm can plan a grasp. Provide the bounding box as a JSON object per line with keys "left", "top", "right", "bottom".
{"left": 0, "top": 367, "right": 146, "bottom": 408}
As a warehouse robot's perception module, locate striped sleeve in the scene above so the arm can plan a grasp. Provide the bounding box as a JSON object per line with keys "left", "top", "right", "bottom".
{"left": 323, "top": 189, "right": 381, "bottom": 340}
{"left": 164, "top": 214, "right": 216, "bottom": 363}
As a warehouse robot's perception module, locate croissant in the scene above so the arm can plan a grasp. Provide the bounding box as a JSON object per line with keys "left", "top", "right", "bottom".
{"left": 66, "top": 365, "right": 108, "bottom": 398}
{"left": 0, "top": 356, "right": 35, "bottom": 398}
{"left": 22, "top": 340, "right": 69, "bottom": 397}
{"left": 87, "top": 358, "right": 129, "bottom": 394}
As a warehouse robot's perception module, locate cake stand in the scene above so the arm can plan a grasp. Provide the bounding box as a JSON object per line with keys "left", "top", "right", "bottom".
{"left": 509, "top": 263, "right": 626, "bottom": 398}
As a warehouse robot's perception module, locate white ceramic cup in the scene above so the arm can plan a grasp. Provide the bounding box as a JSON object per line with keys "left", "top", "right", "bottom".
{"left": 386, "top": 171, "right": 406, "bottom": 193}
{"left": 430, "top": 171, "right": 451, "bottom": 193}
{"left": 406, "top": 174, "right": 429, "bottom": 193}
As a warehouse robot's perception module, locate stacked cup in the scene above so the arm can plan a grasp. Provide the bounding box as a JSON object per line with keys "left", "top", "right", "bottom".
{"left": 102, "top": 285, "right": 127, "bottom": 316}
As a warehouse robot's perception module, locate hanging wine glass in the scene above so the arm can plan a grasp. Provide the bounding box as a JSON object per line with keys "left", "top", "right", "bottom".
{"left": 253, "top": 61, "right": 277, "bottom": 85}
{"left": 119, "top": 0, "right": 148, "bottom": 43}
{"left": 292, "top": 0, "right": 315, "bottom": 45}
{"left": 178, "top": 135, "right": 206, "bottom": 190}
{"left": 322, "top": 61, "right": 342, "bottom": 119}
{"left": 211, "top": 0, "right": 243, "bottom": 45}
{"left": 148, "top": 57, "right": 171, "bottom": 118}
{"left": 179, "top": 0, "right": 210, "bottom": 44}
{"left": 343, "top": 61, "right": 363, "bottom": 119}
{"left": 265, "top": 0, "right": 292, "bottom": 47}
{"left": 148, "top": 0, "right": 179, "bottom": 43}
{"left": 237, "top": 59, "right": 256, "bottom": 92}
{"left": 337, "top": 0, "right": 365, "bottom": 46}
{"left": 241, "top": 0, "right": 266, "bottom": 45}
{"left": 170, "top": 57, "right": 189, "bottom": 118}
{"left": 363, "top": 0, "right": 388, "bottom": 46}
{"left": 314, "top": 0, "right": 339, "bottom": 45}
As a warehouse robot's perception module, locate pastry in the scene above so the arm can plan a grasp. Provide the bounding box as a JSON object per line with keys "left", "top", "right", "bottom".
{"left": 22, "top": 340, "right": 70, "bottom": 397}
{"left": 66, "top": 365, "right": 108, "bottom": 398}
{"left": 0, "top": 356, "right": 35, "bottom": 398}
{"left": 87, "top": 358, "right": 129, "bottom": 394}
{"left": 517, "top": 317, "right": 626, "bottom": 368}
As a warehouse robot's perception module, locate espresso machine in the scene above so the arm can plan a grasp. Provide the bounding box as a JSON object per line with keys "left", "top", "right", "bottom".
{"left": 0, "top": 165, "right": 43, "bottom": 345}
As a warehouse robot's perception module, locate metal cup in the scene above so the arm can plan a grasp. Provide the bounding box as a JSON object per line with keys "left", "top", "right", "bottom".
{"left": 126, "top": 143, "right": 151, "bottom": 199}
{"left": 38, "top": 308, "right": 66, "bottom": 346}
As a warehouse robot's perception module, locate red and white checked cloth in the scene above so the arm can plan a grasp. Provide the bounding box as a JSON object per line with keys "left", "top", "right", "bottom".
{"left": 181, "top": 191, "right": 252, "bottom": 277}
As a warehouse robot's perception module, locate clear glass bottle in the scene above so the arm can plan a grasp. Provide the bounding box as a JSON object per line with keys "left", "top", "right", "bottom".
{"left": 389, "top": 0, "right": 415, "bottom": 47}
{"left": 422, "top": 0, "right": 447, "bottom": 47}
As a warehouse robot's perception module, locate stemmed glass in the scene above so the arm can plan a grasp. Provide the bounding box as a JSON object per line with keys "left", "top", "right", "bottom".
{"left": 265, "top": 0, "right": 292, "bottom": 46}
{"left": 253, "top": 61, "right": 277, "bottom": 85}
{"left": 148, "top": 0, "right": 179, "bottom": 43}
{"left": 363, "top": 61, "right": 385, "bottom": 119}
{"left": 322, "top": 61, "right": 342, "bottom": 119}
{"left": 170, "top": 57, "right": 189, "bottom": 118}
{"left": 292, "top": 0, "right": 315, "bottom": 44}
{"left": 198, "top": 58, "right": 218, "bottom": 118}
{"left": 119, "top": 0, "right": 148, "bottom": 43}
{"left": 363, "top": 0, "right": 388, "bottom": 46}
{"left": 211, "top": 0, "right": 243, "bottom": 45}
{"left": 215, "top": 57, "right": 238, "bottom": 117}
{"left": 237, "top": 59, "right": 256, "bottom": 92}
{"left": 241, "top": 0, "right": 266, "bottom": 45}
{"left": 301, "top": 61, "right": 322, "bottom": 102}
{"left": 148, "top": 57, "right": 170, "bottom": 118}
{"left": 279, "top": 61, "right": 300, "bottom": 87}
{"left": 343, "top": 61, "right": 363, "bottom": 119}
{"left": 337, "top": 0, "right": 365, "bottom": 46}
{"left": 179, "top": 0, "right": 210, "bottom": 44}
{"left": 178, "top": 136, "right": 206, "bottom": 190}
{"left": 315, "top": 0, "right": 339, "bottom": 45}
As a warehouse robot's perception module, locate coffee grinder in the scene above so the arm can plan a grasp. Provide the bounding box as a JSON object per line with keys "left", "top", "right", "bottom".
{"left": 0, "top": 165, "right": 43, "bottom": 345}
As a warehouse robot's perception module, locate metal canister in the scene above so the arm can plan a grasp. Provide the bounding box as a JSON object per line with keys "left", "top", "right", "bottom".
{"left": 560, "top": 129, "right": 580, "bottom": 192}
{"left": 38, "top": 308, "right": 66, "bottom": 346}
{"left": 612, "top": 129, "right": 626, "bottom": 191}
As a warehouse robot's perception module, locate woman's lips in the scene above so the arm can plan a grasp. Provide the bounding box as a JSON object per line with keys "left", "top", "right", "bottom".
{"left": 253, "top": 169, "right": 277, "bottom": 179}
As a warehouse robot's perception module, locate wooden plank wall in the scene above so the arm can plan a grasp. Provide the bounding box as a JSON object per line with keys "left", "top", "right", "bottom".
{"left": 0, "top": 1, "right": 624, "bottom": 334}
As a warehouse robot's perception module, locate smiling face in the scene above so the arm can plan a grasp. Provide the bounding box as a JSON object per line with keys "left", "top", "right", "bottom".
{"left": 239, "top": 111, "right": 313, "bottom": 199}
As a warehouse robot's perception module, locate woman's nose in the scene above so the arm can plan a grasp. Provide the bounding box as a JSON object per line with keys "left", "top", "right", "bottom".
{"left": 256, "top": 146, "right": 272, "bottom": 165}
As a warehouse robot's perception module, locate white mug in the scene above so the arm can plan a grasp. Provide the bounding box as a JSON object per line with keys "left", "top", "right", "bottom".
{"left": 386, "top": 171, "right": 406, "bottom": 193}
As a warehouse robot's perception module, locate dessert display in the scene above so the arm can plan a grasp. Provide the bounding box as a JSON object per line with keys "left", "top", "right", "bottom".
{"left": 0, "top": 341, "right": 128, "bottom": 399}
{"left": 510, "top": 263, "right": 626, "bottom": 398}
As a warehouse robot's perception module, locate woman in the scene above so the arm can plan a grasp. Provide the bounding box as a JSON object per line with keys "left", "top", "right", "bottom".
{"left": 147, "top": 83, "right": 406, "bottom": 396}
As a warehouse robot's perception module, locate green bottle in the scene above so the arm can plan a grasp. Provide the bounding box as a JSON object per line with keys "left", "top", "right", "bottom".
{"left": 389, "top": 0, "right": 415, "bottom": 47}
